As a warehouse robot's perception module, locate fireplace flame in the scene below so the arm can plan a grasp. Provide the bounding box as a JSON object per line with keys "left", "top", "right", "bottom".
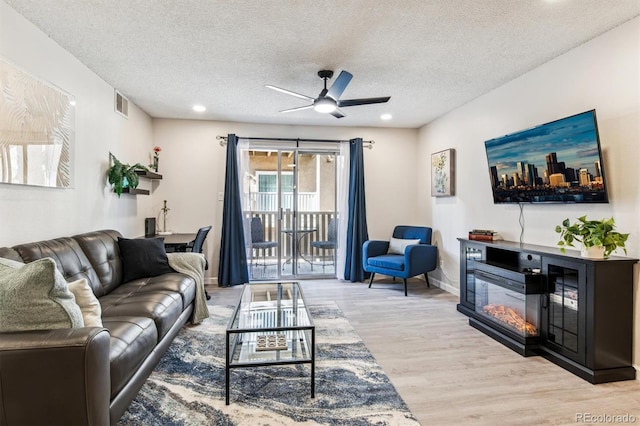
{"left": 482, "top": 304, "right": 537, "bottom": 335}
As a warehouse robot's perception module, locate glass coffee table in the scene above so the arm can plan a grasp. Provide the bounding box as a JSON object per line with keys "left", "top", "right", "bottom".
{"left": 225, "top": 282, "right": 315, "bottom": 405}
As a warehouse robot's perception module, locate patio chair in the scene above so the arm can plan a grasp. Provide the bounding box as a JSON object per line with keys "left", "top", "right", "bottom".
{"left": 311, "top": 218, "right": 337, "bottom": 271}
{"left": 250, "top": 217, "right": 278, "bottom": 271}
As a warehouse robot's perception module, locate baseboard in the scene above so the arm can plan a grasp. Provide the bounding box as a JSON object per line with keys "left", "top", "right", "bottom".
{"left": 428, "top": 276, "right": 458, "bottom": 296}
{"left": 204, "top": 277, "right": 217, "bottom": 286}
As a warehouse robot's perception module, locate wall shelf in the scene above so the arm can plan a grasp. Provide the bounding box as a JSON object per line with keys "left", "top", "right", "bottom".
{"left": 135, "top": 170, "right": 163, "bottom": 180}
{"left": 112, "top": 170, "right": 161, "bottom": 195}
{"left": 120, "top": 188, "right": 150, "bottom": 195}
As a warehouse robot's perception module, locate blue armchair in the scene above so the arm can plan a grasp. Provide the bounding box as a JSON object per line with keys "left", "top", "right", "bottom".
{"left": 363, "top": 226, "right": 437, "bottom": 296}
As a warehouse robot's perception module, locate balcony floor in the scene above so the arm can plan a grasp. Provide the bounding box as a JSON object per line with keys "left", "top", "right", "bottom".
{"left": 249, "top": 258, "right": 336, "bottom": 280}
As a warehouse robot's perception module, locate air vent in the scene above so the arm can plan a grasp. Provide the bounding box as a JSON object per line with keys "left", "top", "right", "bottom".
{"left": 114, "top": 90, "right": 129, "bottom": 118}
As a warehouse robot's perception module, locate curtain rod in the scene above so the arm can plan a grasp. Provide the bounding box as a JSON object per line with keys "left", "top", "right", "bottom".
{"left": 217, "top": 135, "right": 375, "bottom": 149}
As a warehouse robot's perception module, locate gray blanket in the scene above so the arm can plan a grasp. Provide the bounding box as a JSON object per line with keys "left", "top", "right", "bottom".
{"left": 167, "top": 253, "right": 209, "bottom": 324}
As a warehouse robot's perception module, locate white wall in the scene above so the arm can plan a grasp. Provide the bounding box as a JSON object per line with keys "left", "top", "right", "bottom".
{"left": 0, "top": 1, "right": 155, "bottom": 245}
{"left": 152, "top": 119, "right": 419, "bottom": 278}
{"left": 418, "top": 18, "right": 640, "bottom": 364}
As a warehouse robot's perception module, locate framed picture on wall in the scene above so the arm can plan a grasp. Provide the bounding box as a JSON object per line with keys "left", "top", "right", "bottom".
{"left": 431, "top": 148, "right": 455, "bottom": 197}
{"left": 0, "top": 57, "right": 75, "bottom": 189}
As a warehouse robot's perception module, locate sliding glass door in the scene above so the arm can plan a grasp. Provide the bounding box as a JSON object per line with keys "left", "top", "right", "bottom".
{"left": 242, "top": 143, "right": 338, "bottom": 280}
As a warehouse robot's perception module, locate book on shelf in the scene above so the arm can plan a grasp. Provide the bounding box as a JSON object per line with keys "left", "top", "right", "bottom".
{"left": 470, "top": 229, "right": 498, "bottom": 236}
{"left": 468, "top": 232, "right": 502, "bottom": 241}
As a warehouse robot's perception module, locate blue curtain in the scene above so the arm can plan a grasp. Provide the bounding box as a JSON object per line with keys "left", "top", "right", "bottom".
{"left": 217, "top": 134, "right": 249, "bottom": 287}
{"left": 344, "top": 138, "right": 369, "bottom": 282}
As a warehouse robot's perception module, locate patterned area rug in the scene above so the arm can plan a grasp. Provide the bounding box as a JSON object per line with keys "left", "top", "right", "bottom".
{"left": 118, "top": 302, "right": 419, "bottom": 425}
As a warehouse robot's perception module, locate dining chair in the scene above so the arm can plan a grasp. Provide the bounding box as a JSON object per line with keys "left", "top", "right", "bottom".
{"left": 185, "top": 225, "right": 212, "bottom": 299}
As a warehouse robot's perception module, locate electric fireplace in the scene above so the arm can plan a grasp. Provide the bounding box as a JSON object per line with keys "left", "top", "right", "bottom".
{"left": 469, "top": 261, "right": 542, "bottom": 356}
{"left": 458, "top": 238, "right": 638, "bottom": 384}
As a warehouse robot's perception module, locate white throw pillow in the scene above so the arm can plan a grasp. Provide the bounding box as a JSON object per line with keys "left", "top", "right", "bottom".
{"left": 388, "top": 237, "right": 421, "bottom": 255}
{"left": 0, "top": 257, "right": 26, "bottom": 268}
{"left": 67, "top": 278, "right": 103, "bottom": 327}
{"left": 0, "top": 257, "right": 84, "bottom": 332}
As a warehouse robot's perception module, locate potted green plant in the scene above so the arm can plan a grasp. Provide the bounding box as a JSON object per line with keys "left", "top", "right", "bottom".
{"left": 107, "top": 152, "right": 148, "bottom": 197}
{"left": 555, "top": 215, "right": 629, "bottom": 259}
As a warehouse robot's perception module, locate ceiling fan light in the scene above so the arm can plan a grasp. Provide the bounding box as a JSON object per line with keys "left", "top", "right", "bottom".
{"left": 314, "top": 98, "right": 336, "bottom": 113}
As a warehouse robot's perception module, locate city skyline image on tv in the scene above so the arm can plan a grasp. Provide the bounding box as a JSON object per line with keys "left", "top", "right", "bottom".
{"left": 484, "top": 110, "right": 608, "bottom": 203}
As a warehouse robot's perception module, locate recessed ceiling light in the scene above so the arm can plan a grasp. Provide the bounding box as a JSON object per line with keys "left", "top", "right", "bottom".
{"left": 193, "top": 104, "right": 206, "bottom": 112}
{"left": 381, "top": 113, "right": 392, "bottom": 120}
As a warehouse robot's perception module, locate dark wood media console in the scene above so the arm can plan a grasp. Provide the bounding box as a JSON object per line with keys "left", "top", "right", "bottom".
{"left": 457, "top": 238, "right": 638, "bottom": 384}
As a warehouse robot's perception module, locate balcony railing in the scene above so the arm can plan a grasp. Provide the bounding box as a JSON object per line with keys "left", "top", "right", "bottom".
{"left": 245, "top": 210, "right": 335, "bottom": 260}
{"left": 244, "top": 192, "right": 318, "bottom": 212}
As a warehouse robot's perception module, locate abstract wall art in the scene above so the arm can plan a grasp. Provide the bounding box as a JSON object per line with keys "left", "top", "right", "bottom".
{"left": 0, "top": 58, "right": 74, "bottom": 188}
{"left": 431, "top": 148, "right": 455, "bottom": 197}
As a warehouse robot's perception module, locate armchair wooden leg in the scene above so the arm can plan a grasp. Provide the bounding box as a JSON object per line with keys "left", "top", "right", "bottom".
{"left": 403, "top": 278, "right": 408, "bottom": 296}
{"left": 424, "top": 273, "right": 431, "bottom": 288}
{"left": 368, "top": 273, "right": 376, "bottom": 288}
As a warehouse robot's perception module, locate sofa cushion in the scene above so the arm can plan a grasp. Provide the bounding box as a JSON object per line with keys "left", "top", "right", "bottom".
{"left": 367, "top": 254, "right": 405, "bottom": 271}
{"left": 108, "top": 273, "right": 196, "bottom": 311}
{"left": 117, "top": 238, "right": 174, "bottom": 284}
{"left": 102, "top": 316, "right": 157, "bottom": 398}
{"left": 0, "top": 247, "right": 23, "bottom": 262}
{"left": 388, "top": 237, "right": 421, "bottom": 255}
{"left": 12, "top": 237, "right": 103, "bottom": 297}
{"left": 68, "top": 278, "right": 103, "bottom": 327}
{"left": 73, "top": 230, "right": 124, "bottom": 296}
{"left": 99, "top": 286, "right": 183, "bottom": 340}
{"left": 0, "top": 257, "right": 84, "bottom": 332}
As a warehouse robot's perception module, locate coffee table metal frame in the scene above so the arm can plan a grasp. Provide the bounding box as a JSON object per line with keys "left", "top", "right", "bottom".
{"left": 225, "top": 282, "right": 315, "bottom": 405}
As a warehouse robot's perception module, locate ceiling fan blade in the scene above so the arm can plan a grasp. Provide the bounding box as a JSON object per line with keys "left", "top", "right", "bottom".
{"left": 266, "top": 85, "right": 315, "bottom": 101}
{"left": 325, "top": 71, "right": 353, "bottom": 101}
{"left": 330, "top": 108, "right": 345, "bottom": 119}
{"left": 279, "top": 105, "right": 314, "bottom": 113}
{"left": 337, "top": 96, "right": 391, "bottom": 107}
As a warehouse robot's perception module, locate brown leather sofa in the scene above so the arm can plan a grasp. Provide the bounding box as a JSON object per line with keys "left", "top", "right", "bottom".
{"left": 0, "top": 230, "right": 197, "bottom": 425}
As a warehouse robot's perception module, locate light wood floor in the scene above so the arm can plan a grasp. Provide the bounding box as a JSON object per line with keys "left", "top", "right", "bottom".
{"left": 207, "top": 278, "right": 640, "bottom": 425}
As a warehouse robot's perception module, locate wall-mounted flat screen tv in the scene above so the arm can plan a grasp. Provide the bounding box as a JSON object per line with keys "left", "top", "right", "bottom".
{"left": 484, "top": 110, "right": 608, "bottom": 204}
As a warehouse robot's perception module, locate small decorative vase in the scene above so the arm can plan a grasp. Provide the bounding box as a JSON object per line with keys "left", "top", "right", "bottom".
{"left": 581, "top": 245, "right": 605, "bottom": 259}
{"left": 153, "top": 156, "right": 159, "bottom": 172}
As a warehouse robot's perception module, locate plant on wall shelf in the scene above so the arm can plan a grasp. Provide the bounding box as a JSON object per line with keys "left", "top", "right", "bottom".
{"left": 107, "top": 152, "right": 148, "bottom": 197}
{"left": 555, "top": 215, "right": 628, "bottom": 259}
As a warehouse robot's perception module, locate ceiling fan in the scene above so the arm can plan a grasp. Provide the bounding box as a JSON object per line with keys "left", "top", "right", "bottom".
{"left": 266, "top": 70, "right": 390, "bottom": 119}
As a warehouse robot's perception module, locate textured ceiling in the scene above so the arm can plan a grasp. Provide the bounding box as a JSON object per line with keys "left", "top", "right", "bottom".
{"left": 5, "top": 0, "right": 639, "bottom": 128}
